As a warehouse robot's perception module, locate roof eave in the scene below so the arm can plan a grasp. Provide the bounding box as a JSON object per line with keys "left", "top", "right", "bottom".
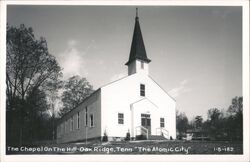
{"left": 125, "top": 58, "right": 151, "bottom": 65}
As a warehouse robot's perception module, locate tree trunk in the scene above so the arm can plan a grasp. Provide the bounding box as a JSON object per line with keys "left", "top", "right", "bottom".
{"left": 19, "top": 97, "right": 25, "bottom": 146}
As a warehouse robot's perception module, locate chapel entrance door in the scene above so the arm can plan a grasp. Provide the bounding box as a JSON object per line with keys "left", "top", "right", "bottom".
{"left": 141, "top": 113, "right": 151, "bottom": 135}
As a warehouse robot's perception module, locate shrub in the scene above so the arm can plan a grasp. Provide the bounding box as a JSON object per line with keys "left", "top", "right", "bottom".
{"left": 102, "top": 132, "right": 108, "bottom": 142}
{"left": 125, "top": 132, "right": 131, "bottom": 141}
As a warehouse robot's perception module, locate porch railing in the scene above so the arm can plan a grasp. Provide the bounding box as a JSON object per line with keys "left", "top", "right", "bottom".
{"left": 135, "top": 126, "right": 148, "bottom": 139}
{"left": 156, "top": 128, "right": 169, "bottom": 139}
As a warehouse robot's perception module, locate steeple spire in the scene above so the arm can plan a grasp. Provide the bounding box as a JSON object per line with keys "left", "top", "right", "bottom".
{"left": 136, "top": 7, "right": 138, "bottom": 18}
{"left": 125, "top": 8, "right": 151, "bottom": 66}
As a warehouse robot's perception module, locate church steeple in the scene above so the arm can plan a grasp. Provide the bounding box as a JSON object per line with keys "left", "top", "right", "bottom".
{"left": 126, "top": 8, "right": 151, "bottom": 75}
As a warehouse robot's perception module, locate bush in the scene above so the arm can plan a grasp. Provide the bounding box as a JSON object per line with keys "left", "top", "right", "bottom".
{"left": 125, "top": 132, "right": 130, "bottom": 141}
{"left": 102, "top": 132, "right": 108, "bottom": 142}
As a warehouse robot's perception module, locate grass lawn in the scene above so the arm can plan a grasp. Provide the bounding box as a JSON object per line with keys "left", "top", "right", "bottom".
{"left": 6, "top": 140, "right": 243, "bottom": 155}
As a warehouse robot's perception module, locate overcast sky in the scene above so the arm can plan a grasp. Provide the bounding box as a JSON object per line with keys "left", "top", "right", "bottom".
{"left": 7, "top": 5, "right": 242, "bottom": 120}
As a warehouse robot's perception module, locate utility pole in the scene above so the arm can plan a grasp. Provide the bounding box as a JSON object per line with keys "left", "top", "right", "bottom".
{"left": 85, "top": 107, "right": 88, "bottom": 145}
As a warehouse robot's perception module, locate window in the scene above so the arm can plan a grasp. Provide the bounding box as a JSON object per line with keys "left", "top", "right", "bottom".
{"left": 90, "top": 114, "right": 94, "bottom": 127}
{"left": 141, "top": 114, "right": 151, "bottom": 126}
{"left": 160, "top": 118, "right": 165, "bottom": 128}
{"left": 118, "top": 113, "right": 124, "bottom": 124}
{"left": 141, "top": 114, "right": 150, "bottom": 118}
{"left": 141, "top": 61, "right": 144, "bottom": 69}
{"left": 140, "top": 84, "right": 145, "bottom": 96}
{"left": 77, "top": 112, "right": 80, "bottom": 129}
{"left": 70, "top": 117, "right": 73, "bottom": 131}
{"left": 85, "top": 107, "right": 88, "bottom": 126}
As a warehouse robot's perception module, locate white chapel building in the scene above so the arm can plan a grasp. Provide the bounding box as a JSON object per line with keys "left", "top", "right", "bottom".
{"left": 56, "top": 10, "right": 176, "bottom": 143}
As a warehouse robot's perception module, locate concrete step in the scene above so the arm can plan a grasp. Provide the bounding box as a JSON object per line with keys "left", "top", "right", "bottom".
{"left": 148, "top": 135, "right": 166, "bottom": 140}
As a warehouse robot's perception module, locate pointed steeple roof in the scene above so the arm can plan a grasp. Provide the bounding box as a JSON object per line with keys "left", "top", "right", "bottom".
{"left": 125, "top": 8, "right": 151, "bottom": 65}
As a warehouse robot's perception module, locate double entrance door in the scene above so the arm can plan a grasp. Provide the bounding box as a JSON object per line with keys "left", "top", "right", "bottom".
{"left": 141, "top": 113, "right": 151, "bottom": 135}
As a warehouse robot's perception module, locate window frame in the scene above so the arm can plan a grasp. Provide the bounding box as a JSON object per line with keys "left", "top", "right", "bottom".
{"left": 90, "top": 114, "right": 94, "bottom": 127}
{"left": 85, "top": 107, "right": 88, "bottom": 127}
{"left": 118, "top": 113, "right": 124, "bottom": 125}
{"left": 70, "top": 116, "right": 73, "bottom": 131}
{"left": 160, "top": 117, "right": 165, "bottom": 128}
{"left": 76, "top": 112, "right": 80, "bottom": 129}
{"left": 140, "top": 84, "right": 145, "bottom": 97}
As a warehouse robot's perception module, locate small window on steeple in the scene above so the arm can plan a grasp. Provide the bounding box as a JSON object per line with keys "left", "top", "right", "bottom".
{"left": 141, "top": 61, "right": 144, "bottom": 69}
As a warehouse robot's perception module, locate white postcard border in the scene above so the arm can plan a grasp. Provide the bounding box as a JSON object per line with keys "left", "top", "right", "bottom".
{"left": 0, "top": 1, "right": 249, "bottom": 162}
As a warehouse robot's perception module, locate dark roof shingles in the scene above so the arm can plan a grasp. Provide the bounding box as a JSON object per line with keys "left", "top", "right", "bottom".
{"left": 125, "top": 17, "right": 151, "bottom": 65}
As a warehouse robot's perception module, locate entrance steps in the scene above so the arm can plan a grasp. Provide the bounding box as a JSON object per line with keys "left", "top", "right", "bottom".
{"left": 148, "top": 135, "right": 166, "bottom": 140}
{"left": 135, "top": 135, "right": 167, "bottom": 140}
